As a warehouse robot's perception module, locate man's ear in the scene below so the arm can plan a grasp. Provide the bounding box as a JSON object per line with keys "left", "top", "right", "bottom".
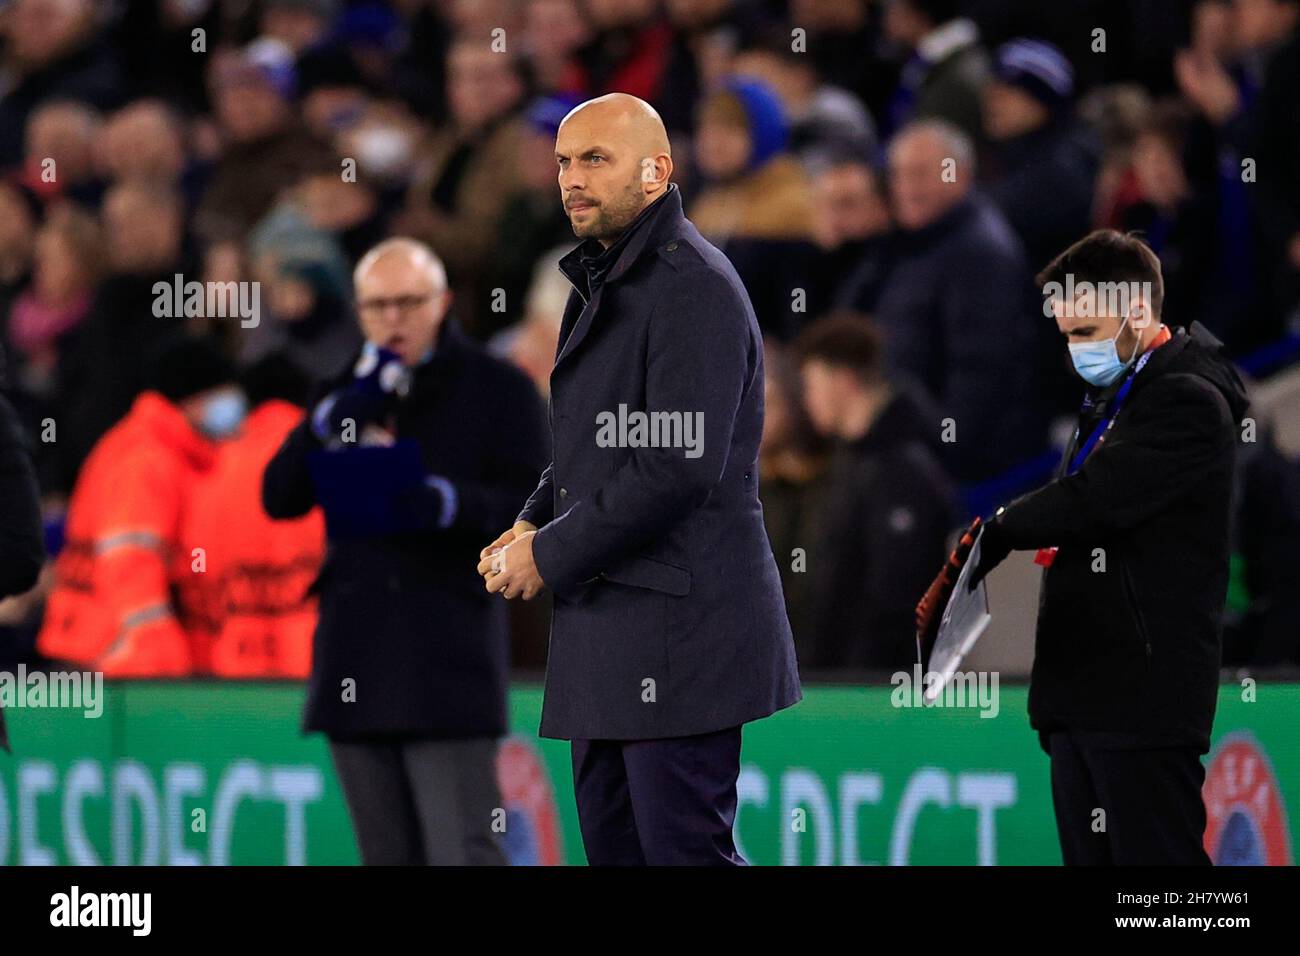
{"left": 1129, "top": 296, "right": 1151, "bottom": 332}
{"left": 640, "top": 154, "right": 672, "bottom": 191}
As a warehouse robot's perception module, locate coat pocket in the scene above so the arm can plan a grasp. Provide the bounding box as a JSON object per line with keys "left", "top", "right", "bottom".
{"left": 1119, "top": 558, "right": 1153, "bottom": 664}
{"left": 600, "top": 553, "right": 692, "bottom": 596}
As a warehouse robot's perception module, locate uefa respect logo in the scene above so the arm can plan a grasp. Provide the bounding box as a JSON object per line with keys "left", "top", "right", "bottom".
{"left": 1202, "top": 732, "right": 1292, "bottom": 865}
{"left": 496, "top": 735, "right": 564, "bottom": 866}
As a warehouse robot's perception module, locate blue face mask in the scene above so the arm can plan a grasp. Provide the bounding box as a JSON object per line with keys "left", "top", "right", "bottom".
{"left": 1068, "top": 315, "right": 1138, "bottom": 387}
{"left": 199, "top": 390, "right": 248, "bottom": 439}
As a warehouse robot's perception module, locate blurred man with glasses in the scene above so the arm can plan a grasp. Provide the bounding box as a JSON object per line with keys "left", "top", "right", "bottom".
{"left": 263, "top": 238, "right": 547, "bottom": 864}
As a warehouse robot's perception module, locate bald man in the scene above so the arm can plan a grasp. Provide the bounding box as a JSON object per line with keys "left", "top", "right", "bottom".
{"left": 478, "top": 94, "right": 802, "bottom": 865}
{"left": 264, "top": 238, "right": 548, "bottom": 865}
{"left": 875, "top": 119, "right": 1043, "bottom": 481}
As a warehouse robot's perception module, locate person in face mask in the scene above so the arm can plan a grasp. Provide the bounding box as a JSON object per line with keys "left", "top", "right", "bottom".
{"left": 915, "top": 230, "right": 1250, "bottom": 865}
{"left": 1066, "top": 309, "right": 1145, "bottom": 386}
{"left": 190, "top": 385, "right": 248, "bottom": 440}
{"left": 181, "top": 353, "right": 324, "bottom": 681}
{"left": 37, "top": 335, "right": 236, "bottom": 677}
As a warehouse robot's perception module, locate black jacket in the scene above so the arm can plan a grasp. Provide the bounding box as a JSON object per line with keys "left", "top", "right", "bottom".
{"left": 262, "top": 321, "right": 547, "bottom": 739}
{"left": 985, "top": 121, "right": 1100, "bottom": 276}
{"left": 995, "top": 325, "right": 1250, "bottom": 751}
{"left": 0, "top": 390, "right": 46, "bottom": 753}
{"left": 873, "top": 194, "right": 1046, "bottom": 482}
{"left": 802, "top": 389, "right": 955, "bottom": 670}
{"left": 519, "top": 185, "right": 802, "bottom": 740}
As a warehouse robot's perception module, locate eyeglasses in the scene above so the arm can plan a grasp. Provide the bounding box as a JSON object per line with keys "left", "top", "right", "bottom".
{"left": 357, "top": 293, "right": 436, "bottom": 317}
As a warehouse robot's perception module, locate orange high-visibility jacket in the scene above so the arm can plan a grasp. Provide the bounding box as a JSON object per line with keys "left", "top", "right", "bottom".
{"left": 181, "top": 400, "right": 324, "bottom": 678}
{"left": 38, "top": 392, "right": 216, "bottom": 676}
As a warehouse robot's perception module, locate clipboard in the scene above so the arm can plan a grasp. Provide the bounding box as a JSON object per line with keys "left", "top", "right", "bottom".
{"left": 307, "top": 440, "right": 426, "bottom": 538}
{"left": 919, "top": 528, "right": 993, "bottom": 703}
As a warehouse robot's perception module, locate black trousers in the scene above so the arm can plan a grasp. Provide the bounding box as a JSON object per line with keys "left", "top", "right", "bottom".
{"left": 330, "top": 736, "right": 508, "bottom": 866}
{"left": 571, "top": 725, "right": 745, "bottom": 866}
{"left": 1047, "top": 730, "right": 1212, "bottom": 865}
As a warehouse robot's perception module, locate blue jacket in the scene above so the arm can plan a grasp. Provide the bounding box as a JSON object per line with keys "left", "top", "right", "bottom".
{"left": 519, "top": 185, "right": 802, "bottom": 740}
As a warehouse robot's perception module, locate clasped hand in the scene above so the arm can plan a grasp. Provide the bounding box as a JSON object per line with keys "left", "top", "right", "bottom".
{"left": 477, "top": 520, "right": 545, "bottom": 600}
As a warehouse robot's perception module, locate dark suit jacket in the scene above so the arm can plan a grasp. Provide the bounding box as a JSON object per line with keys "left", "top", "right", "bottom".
{"left": 519, "top": 186, "right": 802, "bottom": 740}
{"left": 263, "top": 321, "right": 547, "bottom": 739}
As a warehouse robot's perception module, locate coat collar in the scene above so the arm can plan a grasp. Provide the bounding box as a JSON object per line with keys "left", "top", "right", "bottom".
{"left": 1098, "top": 323, "right": 1190, "bottom": 405}
{"left": 558, "top": 184, "right": 683, "bottom": 301}
{"left": 553, "top": 185, "right": 685, "bottom": 370}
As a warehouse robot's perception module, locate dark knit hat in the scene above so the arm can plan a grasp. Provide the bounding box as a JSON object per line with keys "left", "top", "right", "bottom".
{"left": 147, "top": 335, "right": 235, "bottom": 402}
{"left": 994, "top": 38, "right": 1075, "bottom": 111}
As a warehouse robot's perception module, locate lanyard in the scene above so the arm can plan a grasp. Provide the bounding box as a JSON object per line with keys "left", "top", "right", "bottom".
{"left": 1066, "top": 346, "right": 1159, "bottom": 476}
{"left": 1038, "top": 331, "right": 1168, "bottom": 567}
{"left": 1037, "top": 361, "right": 1148, "bottom": 567}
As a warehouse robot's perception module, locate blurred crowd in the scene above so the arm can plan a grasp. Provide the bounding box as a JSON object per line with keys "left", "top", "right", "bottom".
{"left": 1, "top": 0, "right": 1299, "bottom": 677}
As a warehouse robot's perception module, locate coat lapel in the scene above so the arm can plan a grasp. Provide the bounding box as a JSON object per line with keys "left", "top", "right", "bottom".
{"left": 551, "top": 186, "right": 684, "bottom": 373}
{"left": 554, "top": 282, "right": 605, "bottom": 369}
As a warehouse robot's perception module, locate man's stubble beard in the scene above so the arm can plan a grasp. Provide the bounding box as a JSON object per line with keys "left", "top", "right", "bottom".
{"left": 570, "top": 175, "right": 648, "bottom": 242}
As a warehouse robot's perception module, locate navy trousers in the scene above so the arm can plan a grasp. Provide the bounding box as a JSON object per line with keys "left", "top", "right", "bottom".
{"left": 571, "top": 725, "right": 746, "bottom": 866}
{"left": 1047, "top": 730, "right": 1212, "bottom": 866}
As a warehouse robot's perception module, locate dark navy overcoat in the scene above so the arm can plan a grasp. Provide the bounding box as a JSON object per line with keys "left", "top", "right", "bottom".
{"left": 520, "top": 186, "right": 802, "bottom": 740}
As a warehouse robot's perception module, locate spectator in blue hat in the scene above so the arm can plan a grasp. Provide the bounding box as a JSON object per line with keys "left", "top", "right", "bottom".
{"left": 689, "top": 78, "right": 816, "bottom": 339}
{"left": 731, "top": 28, "right": 879, "bottom": 175}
